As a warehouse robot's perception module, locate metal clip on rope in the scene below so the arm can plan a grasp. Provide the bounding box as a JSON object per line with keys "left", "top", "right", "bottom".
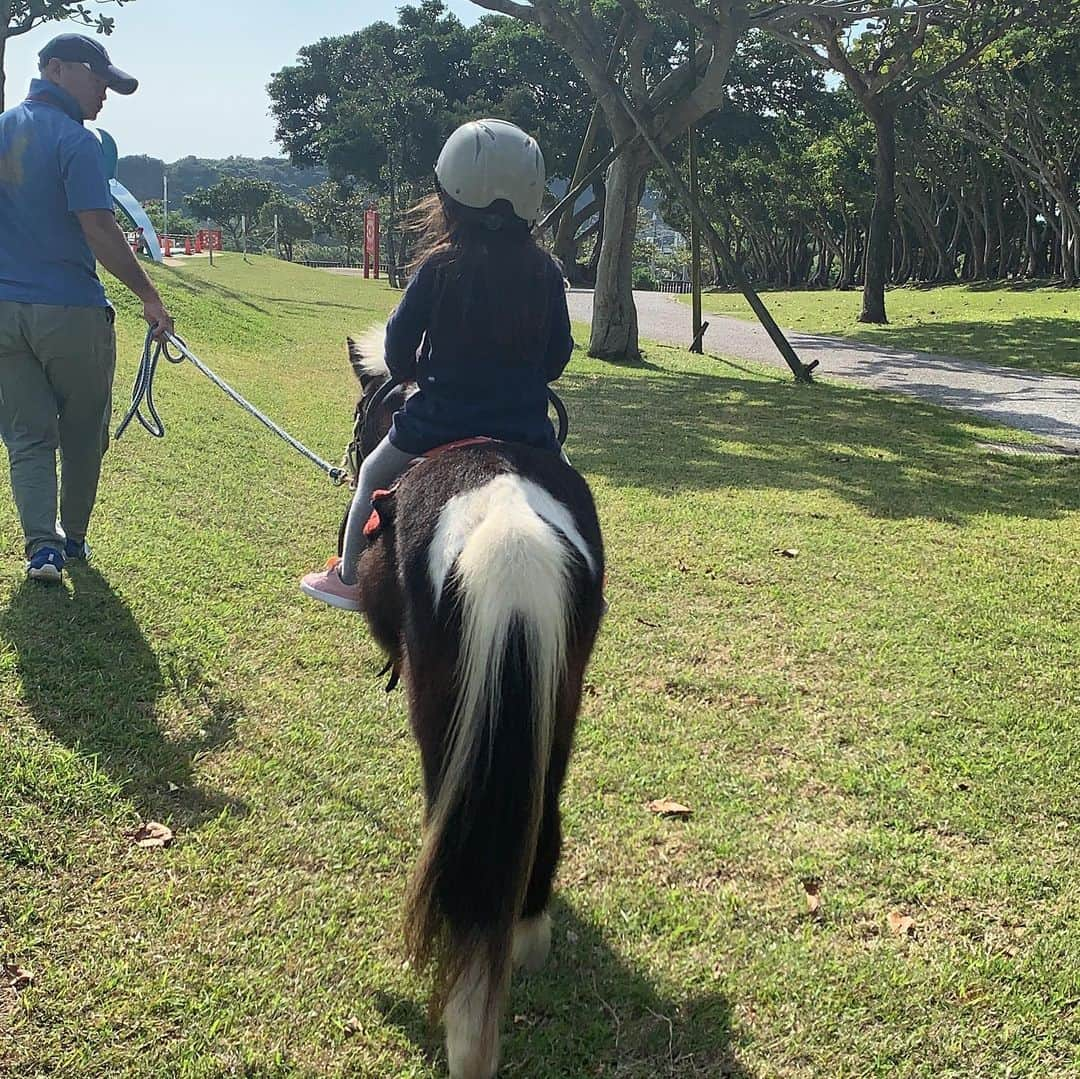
{"left": 116, "top": 327, "right": 349, "bottom": 486}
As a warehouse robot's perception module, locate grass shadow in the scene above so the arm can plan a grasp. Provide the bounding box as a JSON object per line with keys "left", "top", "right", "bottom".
{"left": 374, "top": 899, "right": 750, "bottom": 1078}
{"left": 0, "top": 565, "right": 246, "bottom": 828}
{"left": 163, "top": 267, "right": 273, "bottom": 316}
{"left": 564, "top": 366, "right": 1078, "bottom": 521}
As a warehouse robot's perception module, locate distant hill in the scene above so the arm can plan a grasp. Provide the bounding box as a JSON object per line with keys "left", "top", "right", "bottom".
{"left": 117, "top": 155, "right": 329, "bottom": 206}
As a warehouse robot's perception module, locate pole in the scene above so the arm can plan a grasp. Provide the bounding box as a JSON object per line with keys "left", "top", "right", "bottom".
{"left": 535, "top": 133, "right": 634, "bottom": 235}
{"left": 163, "top": 174, "right": 169, "bottom": 249}
{"left": 688, "top": 24, "right": 703, "bottom": 353}
{"left": 242, "top": 214, "right": 247, "bottom": 260}
{"left": 274, "top": 214, "right": 279, "bottom": 259}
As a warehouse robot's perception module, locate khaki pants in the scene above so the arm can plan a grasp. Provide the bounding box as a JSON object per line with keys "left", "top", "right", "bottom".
{"left": 0, "top": 300, "right": 116, "bottom": 557}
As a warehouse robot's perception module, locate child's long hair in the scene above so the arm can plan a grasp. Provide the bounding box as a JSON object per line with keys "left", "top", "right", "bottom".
{"left": 404, "top": 190, "right": 552, "bottom": 353}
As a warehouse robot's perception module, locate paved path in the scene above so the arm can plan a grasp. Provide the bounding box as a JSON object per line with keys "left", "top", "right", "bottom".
{"left": 567, "top": 289, "right": 1080, "bottom": 447}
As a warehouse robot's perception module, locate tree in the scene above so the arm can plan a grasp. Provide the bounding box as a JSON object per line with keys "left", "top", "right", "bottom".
{"left": 655, "top": 32, "right": 848, "bottom": 288}
{"left": 116, "top": 154, "right": 166, "bottom": 202}
{"left": 0, "top": 0, "right": 133, "bottom": 110}
{"left": 767, "top": 1, "right": 1029, "bottom": 322}
{"left": 305, "top": 180, "right": 369, "bottom": 265}
{"left": 258, "top": 194, "right": 312, "bottom": 262}
{"left": 185, "top": 177, "right": 275, "bottom": 249}
{"left": 269, "top": 2, "right": 594, "bottom": 275}
{"left": 932, "top": 19, "right": 1080, "bottom": 283}
{"left": 466, "top": 14, "right": 602, "bottom": 279}
{"left": 141, "top": 199, "right": 200, "bottom": 241}
{"left": 269, "top": 2, "right": 476, "bottom": 273}
{"left": 470, "top": 1, "right": 889, "bottom": 362}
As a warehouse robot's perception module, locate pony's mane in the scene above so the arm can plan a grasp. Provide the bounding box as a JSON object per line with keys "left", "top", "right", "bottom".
{"left": 347, "top": 325, "right": 390, "bottom": 381}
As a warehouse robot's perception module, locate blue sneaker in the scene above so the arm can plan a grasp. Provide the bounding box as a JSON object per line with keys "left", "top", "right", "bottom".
{"left": 26, "top": 546, "right": 65, "bottom": 582}
{"left": 64, "top": 537, "right": 92, "bottom": 562}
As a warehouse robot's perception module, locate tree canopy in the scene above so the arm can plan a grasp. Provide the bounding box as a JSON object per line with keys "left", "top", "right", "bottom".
{"left": 185, "top": 177, "right": 275, "bottom": 248}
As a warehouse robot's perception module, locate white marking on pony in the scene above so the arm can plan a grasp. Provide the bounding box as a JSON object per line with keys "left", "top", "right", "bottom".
{"left": 428, "top": 472, "right": 572, "bottom": 788}
{"left": 348, "top": 324, "right": 389, "bottom": 380}
{"left": 444, "top": 951, "right": 501, "bottom": 1079}
{"left": 428, "top": 475, "right": 596, "bottom": 605}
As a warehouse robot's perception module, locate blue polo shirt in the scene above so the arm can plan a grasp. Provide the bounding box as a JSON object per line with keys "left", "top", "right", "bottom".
{"left": 0, "top": 79, "right": 113, "bottom": 307}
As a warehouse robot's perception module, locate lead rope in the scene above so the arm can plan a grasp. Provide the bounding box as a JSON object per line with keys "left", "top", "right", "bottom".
{"left": 115, "top": 327, "right": 349, "bottom": 486}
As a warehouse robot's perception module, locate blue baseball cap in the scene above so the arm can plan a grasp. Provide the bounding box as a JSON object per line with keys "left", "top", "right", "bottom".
{"left": 38, "top": 34, "right": 138, "bottom": 95}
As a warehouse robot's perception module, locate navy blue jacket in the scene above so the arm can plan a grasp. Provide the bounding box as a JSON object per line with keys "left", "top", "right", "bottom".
{"left": 384, "top": 252, "right": 573, "bottom": 455}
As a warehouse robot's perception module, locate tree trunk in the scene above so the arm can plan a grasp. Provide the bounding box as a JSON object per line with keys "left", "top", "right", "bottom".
{"left": 838, "top": 210, "right": 856, "bottom": 289}
{"left": 588, "top": 149, "right": 649, "bottom": 362}
{"left": 860, "top": 104, "right": 895, "bottom": 324}
{"left": 386, "top": 170, "right": 400, "bottom": 278}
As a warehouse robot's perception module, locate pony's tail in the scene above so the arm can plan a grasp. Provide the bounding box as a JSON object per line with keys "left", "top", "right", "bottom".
{"left": 405, "top": 478, "right": 575, "bottom": 1078}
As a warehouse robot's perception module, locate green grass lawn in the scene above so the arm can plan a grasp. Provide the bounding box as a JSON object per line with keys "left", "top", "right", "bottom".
{"left": 2, "top": 255, "right": 1078, "bottom": 1078}
{"left": 683, "top": 282, "right": 1080, "bottom": 377}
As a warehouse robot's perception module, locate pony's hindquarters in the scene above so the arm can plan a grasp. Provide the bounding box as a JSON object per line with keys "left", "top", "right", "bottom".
{"left": 403, "top": 471, "right": 600, "bottom": 1079}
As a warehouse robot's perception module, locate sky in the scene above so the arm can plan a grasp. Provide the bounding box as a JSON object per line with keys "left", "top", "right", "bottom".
{"left": 4, "top": 0, "right": 481, "bottom": 161}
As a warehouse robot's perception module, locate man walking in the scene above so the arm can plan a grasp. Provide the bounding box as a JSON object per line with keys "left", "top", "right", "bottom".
{"left": 0, "top": 33, "right": 174, "bottom": 582}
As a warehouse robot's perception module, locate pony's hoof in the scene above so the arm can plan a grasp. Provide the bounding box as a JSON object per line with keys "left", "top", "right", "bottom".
{"left": 512, "top": 911, "right": 552, "bottom": 973}
{"left": 446, "top": 1044, "right": 499, "bottom": 1079}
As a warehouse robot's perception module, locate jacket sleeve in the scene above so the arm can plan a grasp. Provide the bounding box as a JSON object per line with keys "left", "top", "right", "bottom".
{"left": 384, "top": 263, "right": 434, "bottom": 382}
{"left": 543, "top": 260, "right": 574, "bottom": 382}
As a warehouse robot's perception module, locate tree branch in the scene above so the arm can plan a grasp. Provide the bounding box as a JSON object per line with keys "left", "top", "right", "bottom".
{"left": 468, "top": 0, "right": 540, "bottom": 23}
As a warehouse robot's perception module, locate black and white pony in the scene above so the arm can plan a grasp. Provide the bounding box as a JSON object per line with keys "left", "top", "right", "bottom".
{"left": 342, "top": 328, "right": 605, "bottom": 1079}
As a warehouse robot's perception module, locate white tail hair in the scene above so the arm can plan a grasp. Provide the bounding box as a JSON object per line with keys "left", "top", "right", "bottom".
{"left": 412, "top": 473, "right": 586, "bottom": 1078}
{"left": 425, "top": 473, "right": 577, "bottom": 861}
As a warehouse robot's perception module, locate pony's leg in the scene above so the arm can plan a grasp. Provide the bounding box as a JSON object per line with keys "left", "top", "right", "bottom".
{"left": 513, "top": 646, "right": 594, "bottom": 974}
{"left": 444, "top": 947, "right": 508, "bottom": 1079}
{"left": 513, "top": 773, "right": 564, "bottom": 974}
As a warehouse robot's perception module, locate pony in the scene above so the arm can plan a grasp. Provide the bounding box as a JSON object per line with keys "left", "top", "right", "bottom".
{"left": 341, "top": 327, "right": 605, "bottom": 1079}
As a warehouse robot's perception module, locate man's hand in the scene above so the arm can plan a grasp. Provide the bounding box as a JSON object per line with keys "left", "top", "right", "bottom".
{"left": 143, "top": 298, "right": 174, "bottom": 341}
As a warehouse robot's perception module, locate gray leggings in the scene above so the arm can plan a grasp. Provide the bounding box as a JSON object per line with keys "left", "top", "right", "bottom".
{"left": 339, "top": 434, "right": 417, "bottom": 584}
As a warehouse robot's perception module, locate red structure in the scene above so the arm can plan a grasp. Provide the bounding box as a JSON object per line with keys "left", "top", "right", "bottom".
{"left": 194, "top": 229, "right": 223, "bottom": 253}
{"left": 364, "top": 209, "right": 380, "bottom": 279}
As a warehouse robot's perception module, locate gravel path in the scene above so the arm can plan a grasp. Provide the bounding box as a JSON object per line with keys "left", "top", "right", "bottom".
{"left": 566, "top": 289, "right": 1080, "bottom": 447}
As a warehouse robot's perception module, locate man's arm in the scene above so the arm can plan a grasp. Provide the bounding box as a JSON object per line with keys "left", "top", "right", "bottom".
{"left": 76, "top": 210, "right": 174, "bottom": 340}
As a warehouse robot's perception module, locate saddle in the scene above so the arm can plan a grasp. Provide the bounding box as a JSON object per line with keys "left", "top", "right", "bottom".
{"left": 362, "top": 436, "right": 498, "bottom": 540}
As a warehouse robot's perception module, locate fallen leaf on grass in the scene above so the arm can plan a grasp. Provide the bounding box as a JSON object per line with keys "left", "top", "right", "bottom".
{"left": 2, "top": 964, "right": 34, "bottom": 991}
{"left": 647, "top": 799, "right": 692, "bottom": 820}
{"left": 802, "top": 878, "right": 823, "bottom": 918}
{"left": 888, "top": 910, "right": 916, "bottom": 936}
{"left": 130, "top": 821, "right": 174, "bottom": 849}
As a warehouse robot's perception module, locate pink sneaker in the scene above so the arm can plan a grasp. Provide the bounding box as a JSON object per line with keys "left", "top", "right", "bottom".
{"left": 299, "top": 556, "right": 362, "bottom": 612}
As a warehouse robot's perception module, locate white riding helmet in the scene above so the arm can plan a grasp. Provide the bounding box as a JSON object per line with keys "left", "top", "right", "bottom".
{"left": 435, "top": 119, "right": 546, "bottom": 227}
